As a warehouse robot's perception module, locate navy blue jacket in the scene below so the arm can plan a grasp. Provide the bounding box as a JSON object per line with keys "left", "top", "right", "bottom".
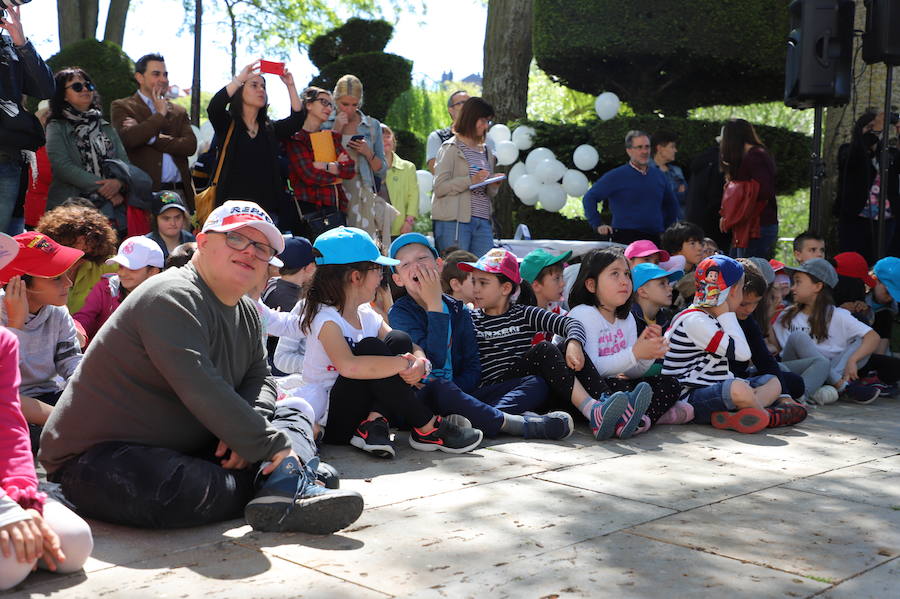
{"left": 389, "top": 294, "right": 481, "bottom": 393}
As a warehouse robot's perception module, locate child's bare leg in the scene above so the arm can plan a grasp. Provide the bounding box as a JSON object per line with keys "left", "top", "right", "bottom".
{"left": 729, "top": 380, "right": 759, "bottom": 409}
{"left": 752, "top": 378, "right": 782, "bottom": 408}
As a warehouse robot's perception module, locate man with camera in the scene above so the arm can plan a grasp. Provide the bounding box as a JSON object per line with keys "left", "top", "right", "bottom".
{"left": 111, "top": 53, "right": 197, "bottom": 213}
{"left": 0, "top": 2, "right": 54, "bottom": 233}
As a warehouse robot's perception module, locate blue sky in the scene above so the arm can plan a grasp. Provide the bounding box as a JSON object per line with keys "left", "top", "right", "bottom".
{"left": 20, "top": 0, "right": 487, "bottom": 114}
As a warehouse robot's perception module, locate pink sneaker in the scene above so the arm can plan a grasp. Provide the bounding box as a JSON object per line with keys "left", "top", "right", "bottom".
{"left": 656, "top": 401, "right": 694, "bottom": 425}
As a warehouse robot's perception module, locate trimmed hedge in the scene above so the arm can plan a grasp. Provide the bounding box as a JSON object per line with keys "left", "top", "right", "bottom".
{"left": 44, "top": 40, "right": 136, "bottom": 118}
{"left": 308, "top": 18, "right": 394, "bottom": 70}
{"left": 310, "top": 52, "right": 413, "bottom": 121}
{"left": 392, "top": 128, "right": 425, "bottom": 170}
{"left": 533, "top": 0, "right": 789, "bottom": 114}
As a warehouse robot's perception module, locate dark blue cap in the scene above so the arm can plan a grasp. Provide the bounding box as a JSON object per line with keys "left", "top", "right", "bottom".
{"left": 279, "top": 236, "right": 315, "bottom": 269}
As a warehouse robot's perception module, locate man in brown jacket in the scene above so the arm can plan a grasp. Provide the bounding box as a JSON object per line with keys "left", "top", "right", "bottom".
{"left": 111, "top": 53, "right": 197, "bottom": 210}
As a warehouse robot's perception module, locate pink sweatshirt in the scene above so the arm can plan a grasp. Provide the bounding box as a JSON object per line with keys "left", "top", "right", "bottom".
{"left": 0, "top": 327, "right": 45, "bottom": 523}
{"left": 74, "top": 274, "right": 123, "bottom": 342}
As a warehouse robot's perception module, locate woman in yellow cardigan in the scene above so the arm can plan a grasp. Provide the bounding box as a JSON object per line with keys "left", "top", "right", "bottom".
{"left": 379, "top": 124, "right": 419, "bottom": 238}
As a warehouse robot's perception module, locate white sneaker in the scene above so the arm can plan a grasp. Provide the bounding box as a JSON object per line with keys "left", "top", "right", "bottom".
{"left": 811, "top": 385, "right": 839, "bottom": 405}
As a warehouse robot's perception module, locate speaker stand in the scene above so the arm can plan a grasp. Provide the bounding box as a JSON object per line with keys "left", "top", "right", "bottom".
{"left": 808, "top": 105, "right": 826, "bottom": 233}
{"left": 876, "top": 65, "right": 893, "bottom": 260}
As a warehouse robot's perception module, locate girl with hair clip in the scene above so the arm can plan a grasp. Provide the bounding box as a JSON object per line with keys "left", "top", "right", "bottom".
{"left": 567, "top": 248, "right": 686, "bottom": 432}
{"left": 290, "top": 226, "right": 483, "bottom": 459}
{"left": 772, "top": 258, "right": 900, "bottom": 405}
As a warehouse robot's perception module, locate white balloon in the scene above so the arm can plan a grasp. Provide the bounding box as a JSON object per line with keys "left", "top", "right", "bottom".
{"left": 594, "top": 92, "right": 621, "bottom": 121}
{"left": 199, "top": 120, "right": 215, "bottom": 145}
{"left": 188, "top": 125, "right": 202, "bottom": 167}
{"left": 508, "top": 162, "right": 527, "bottom": 186}
{"left": 525, "top": 147, "right": 556, "bottom": 172}
{"left": 561, "top": 169, "right": 590, "bottom": 197}
{"left": 534, "top": 158, "right": 560, "bottom": 183}
{"left": 418, "top": 188, "right": 432, "bottom": 214}
{"left": 573, "top": 144, "right": 600, "bottom": 171}
{"left": 513, "top": 174, "right": 540, "bottom": 205}
{"left": 494, "top": 140, "right": 519, "bottom": 166}
{"left": 538, "top": 183, "right": 567, "bottom": 212}
{"left": 550, "top": 159, "right": 568, "bottom": 182}
{"left": 511, "top": 125, "right": 535, "bottom": 150}
{"left": 415, "top": 169, "right": 433, "bottom": 194}
{"left": 487, "top": 123, "right": 511, "bottom": 144}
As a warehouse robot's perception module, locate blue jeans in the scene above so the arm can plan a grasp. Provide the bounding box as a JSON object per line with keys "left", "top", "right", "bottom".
{"left": 731, "top": 223, "right": 778, "bottom": 259}
{"left": 0, "top": 161, "right": 21, "bottom": 235}
{"left": 686, "top": 374, "right": 776, "bottom": 424}
{"left": 433, "top": 217, "right": 494, "bottom": 257}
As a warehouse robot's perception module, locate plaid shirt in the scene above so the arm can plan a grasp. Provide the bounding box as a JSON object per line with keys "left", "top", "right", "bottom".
{"left": 283, "top": 130, "right": 355, "bottom": 211}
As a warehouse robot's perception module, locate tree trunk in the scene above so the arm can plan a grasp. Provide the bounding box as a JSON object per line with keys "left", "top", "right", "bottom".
{"left": 191, "top": 0, "right": 203, "bottom": 126}
{"left": 226, "top": 2, "right": 238, "bottom": 78}
{"left": 103, "top": 0, "right": 131, "bottom": 47}
{"left": 482, "top": 0, "right": 533, "bottom": 238}
{"left": 79, "top": 0, "right": 99, "bottom": 40}
{"left": 58, "top": 1, "right": 83, "bottom": 49}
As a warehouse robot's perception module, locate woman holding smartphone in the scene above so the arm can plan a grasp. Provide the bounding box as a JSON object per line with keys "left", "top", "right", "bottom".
{"left": 432, "top": 97, "right": 499, "bottom": 257}
{"left": 323, "top": 74, "right": 391, "bottom": 243}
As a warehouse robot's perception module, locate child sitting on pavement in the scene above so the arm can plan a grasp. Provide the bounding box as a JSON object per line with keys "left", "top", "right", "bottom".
{"left": 630, "top": 262, "right": 681, "bottom": 337}
{"left": 870, "top": 257, "right": 900, "bottom": 360}
{"left": 624, "top": 240, "right": 669, "bottom": 269}
{"left": 440, "top": 249, "right": 477, "bottom": 306}
{"left": 792, "top": 230, "right": 826, "bottom": 265}
{"left": 517, "top": 248, "right": 571, "bottom": 315}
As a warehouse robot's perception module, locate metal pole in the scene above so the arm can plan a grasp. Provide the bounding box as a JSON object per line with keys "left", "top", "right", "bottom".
{"left": 190, "top": 0, "right": 202, "bottom": 127}
{"left": 809, "top": 105, "right": 825, "bottom": 233}
{"left": 876, "top": 65, "right": 893, "bottom": 260}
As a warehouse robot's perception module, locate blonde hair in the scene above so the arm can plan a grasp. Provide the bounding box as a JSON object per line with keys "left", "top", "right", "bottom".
{"left": 333, "top": 74, "right": 364, "bottom": 106}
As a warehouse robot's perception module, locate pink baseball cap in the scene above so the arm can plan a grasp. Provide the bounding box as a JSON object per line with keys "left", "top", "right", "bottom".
{"left": 624, "top": 240, "right": 670, "bottom": 262}
{"left": 458, "top": 248, "right": 522, "bottom": 285}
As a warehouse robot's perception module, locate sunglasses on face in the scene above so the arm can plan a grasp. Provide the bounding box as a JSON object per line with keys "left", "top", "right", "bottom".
{"left": 66, "top": 81, "right": 96, "bottom": 93}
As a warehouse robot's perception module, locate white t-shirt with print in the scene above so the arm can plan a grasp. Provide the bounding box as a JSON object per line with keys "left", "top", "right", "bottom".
{"left": 773, "top": 306, "right": 872, "bottom": 361}
{"left": 568, "top": 304, "right": 653, "bottom": 378}
{"left": 290, "top": 303, "right": 383, "bottom": 425}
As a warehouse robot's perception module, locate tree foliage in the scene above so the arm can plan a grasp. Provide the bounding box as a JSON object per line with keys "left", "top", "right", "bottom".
{"left": 532, "top": 0, "right": 790, "bottom": 115}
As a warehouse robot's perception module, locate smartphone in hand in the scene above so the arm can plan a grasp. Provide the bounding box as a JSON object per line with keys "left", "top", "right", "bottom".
{"left": 259, "top": 60, "right": 285, "bottom": 75}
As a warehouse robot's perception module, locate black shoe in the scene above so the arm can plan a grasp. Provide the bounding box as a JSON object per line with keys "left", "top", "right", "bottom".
{"left": 522, "top": 411, "right": 574, "bottom": 440}
{"left": 244, "top": 456, "right": 363, "bottom": 534}
{"left": 350, "top": 417, "right": 395, "bottom": 458}
{"left": 316, "top": 460, "right": 340, "bottom": 489}
{"left": 408, "top": 416, "right": 483, "bottom": 453}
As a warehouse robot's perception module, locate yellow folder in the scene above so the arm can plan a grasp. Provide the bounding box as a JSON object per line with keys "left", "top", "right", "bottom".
{"left": 310, "top": 131, "right": 337, "bottom": 162}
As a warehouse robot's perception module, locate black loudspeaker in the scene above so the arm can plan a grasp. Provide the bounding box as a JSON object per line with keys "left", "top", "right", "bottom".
{"left": 784, "top": 0, "right": 855, "bottom": 108}
{"left": 863, "top": 0, "right": 900, "bottom": 65}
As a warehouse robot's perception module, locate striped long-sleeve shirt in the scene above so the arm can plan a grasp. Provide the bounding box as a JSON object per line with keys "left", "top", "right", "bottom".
{"left": 470, "top": 303, "right": 587, "bottom": 386}
{"left": 661, "top": 308, "right": 751, "bottom": 397}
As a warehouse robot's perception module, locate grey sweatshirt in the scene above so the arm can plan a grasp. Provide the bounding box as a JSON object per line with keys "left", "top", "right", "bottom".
{"left": 39, "top": 264, "right": 291, "bottom": 473}
{"left": 0, "top": 293, "right": 82, "bottom": 396}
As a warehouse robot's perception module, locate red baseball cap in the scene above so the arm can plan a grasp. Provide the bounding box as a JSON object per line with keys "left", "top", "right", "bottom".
{"left": 833, "top": 252, "right": 876, "bottom": 288}
{"left": 0, "top": 232, "right": 84, "bottom": 284}
{"left": 769, "top": 258, "right": 786, "bottom": 273}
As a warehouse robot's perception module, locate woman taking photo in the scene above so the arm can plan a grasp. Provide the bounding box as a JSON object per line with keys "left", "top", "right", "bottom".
{"left": 283, "top": 86, "right": 355, "bottom": 238}
{"left": 380, "top": 124, "right": 419, "bottom": 238}
{"left": 432, "top": 97, "right": 499, "bottom": 256}
{"left": 719, "top": 118, "right": 777, "bottom": 259}
{"left": 206, "top": 60, "right": 303, "bottom": 224}
{"left": 45, "top": 68, "right": 130, "bottom": 230}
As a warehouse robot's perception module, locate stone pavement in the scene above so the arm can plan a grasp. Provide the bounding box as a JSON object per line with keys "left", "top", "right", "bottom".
{"left": 7, "top": 400, "right": 900, "bottom": 599}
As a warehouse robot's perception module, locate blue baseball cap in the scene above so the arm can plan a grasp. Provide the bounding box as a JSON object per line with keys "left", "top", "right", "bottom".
{"left": 632, "top": 262, "right": 683, "bottom": 290}
{"left": 313, "top": 226, "right": 399, "bottom": 266}
{"left": 279, "top": 236, "right": 315, "bottom": 269}
{"left": 389, "top": 233, "right": 438, "bottom": 261}
{"left": 874, "top": 257, "right": 900, "bottom": 302}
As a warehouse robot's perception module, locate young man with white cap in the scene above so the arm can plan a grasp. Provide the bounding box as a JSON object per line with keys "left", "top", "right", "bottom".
{"left": 74, "top": 236, "right": 165, "bottom": 342}
{"left": 39, "top": 200, "right": 364, "bottom": 533}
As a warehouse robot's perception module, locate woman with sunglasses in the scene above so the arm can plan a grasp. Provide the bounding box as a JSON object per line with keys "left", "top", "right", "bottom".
{"left": 282, "top": 87, "right": 355, "bottom": 238}
{"left": 45, "top": 68, "right": 130, "bottom": 229}
{"left": 432, "top": 97, "right": 499, "bottom": 257}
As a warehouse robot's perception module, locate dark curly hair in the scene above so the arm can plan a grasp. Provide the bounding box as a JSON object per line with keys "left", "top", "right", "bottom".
{"left": 36, "top": 205, "right": 118, "bottom": 264}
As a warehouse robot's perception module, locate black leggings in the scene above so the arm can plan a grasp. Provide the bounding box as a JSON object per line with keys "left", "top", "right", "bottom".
{"left": 323, "top": 331, "right": 433, "bottom": 445}
{"left": 504, "top": 341, "right": 579, "bottom": 410}
{"left": 860, "top": 353, "right": 900, "bottom": 384}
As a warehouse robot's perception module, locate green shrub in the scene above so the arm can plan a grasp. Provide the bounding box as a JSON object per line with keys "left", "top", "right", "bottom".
{"left": 308, "top": 18, "right": 394, "bottom": 70}
{"left": 391, "top": 128, "right": 425, "bottom": 170}
{"left": 532, "top": 0, "right": 789, "bottom": 114}
{"left": 310, "top": 52, "right": 413, "bottom": 121}
{"left": 44, "top": 39, "right": 136, "bottom": 118}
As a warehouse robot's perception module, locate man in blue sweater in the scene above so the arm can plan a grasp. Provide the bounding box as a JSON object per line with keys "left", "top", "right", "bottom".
{"left": 583, "top": 130, "right": 680, "bottom": 246}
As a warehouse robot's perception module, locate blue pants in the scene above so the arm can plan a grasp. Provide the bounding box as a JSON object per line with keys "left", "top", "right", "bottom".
{"left": 416, "top": 376, "right": 549, "bottom": 437}
{"left": 433, "top": 217, "right": 493, "bottom": 257}
{"left": 731, "top": 223, "right": 778, "bottom": 259}
{"left": 0, "top": 161, "right": 21, "bottom": 234}
{"left": 686, "top": 374, "right": 777, "bottom": 424}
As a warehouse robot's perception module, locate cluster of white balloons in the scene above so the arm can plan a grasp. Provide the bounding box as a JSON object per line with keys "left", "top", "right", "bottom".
{"left": 416, "top": 169, "right": 434, "bottom": 214}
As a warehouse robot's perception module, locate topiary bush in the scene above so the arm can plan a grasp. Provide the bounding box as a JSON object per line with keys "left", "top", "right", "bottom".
{"left": 533, "top": 0, "right": 789, "bottom": 115}
{"left": 311, "top": 52, "right": 413, "bottom": 122}
{"left": 308, "top": 18, "right": 394, "bottom": 70}
{"left": 44, "top": 39, "right": 136, "bottom": 118}
{"left": 392, "top": 128, "right": 425, "bottom": 169}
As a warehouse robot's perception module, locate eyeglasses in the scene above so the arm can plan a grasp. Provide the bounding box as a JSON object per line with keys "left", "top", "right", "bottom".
{"left": 210, "top": 230, "right": 278, "bottom": 262}
{"left": 449, "top": 100, "right": 467, "bottom": 109}
{"left": 66, "top": 81, "right": 96, "bottom": 93}
{"left": 311, "top": 97, "right": 333, "bottom": 109}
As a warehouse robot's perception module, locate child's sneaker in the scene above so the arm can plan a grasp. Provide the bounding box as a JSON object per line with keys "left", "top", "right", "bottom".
{"left": 245, "top": 456, "right": 364, "bottom": 534}
{"left": 443, "top": 414, "right": 473, "bottom": 429}
{"left": 710, "top": 407, "right": 770, "bottom": 434}
{"left": 409, "top": 416, "right": 483, "bottom": 453}
{"left": 810, "top": 385, "right": 839, "bottom": 405}
{"left": 656, "top": 400, "right": 694, "bottom": 425}
{"left": 765, "top": 398, "right": 808, "bottom": 428}
{"left": 522, "top": 411, "right": 574, "bottom": 440}
{"left": 350, "top": 416, "right": 395, "bottom": 458}
{"left": 842, "top": 381, "right": 880, "bottom": 404}
{"left": 589, "top": 392, "right": 629, "bottom": 441}
{"left": 615, "top": 382, "right": 652, "bottom": 439}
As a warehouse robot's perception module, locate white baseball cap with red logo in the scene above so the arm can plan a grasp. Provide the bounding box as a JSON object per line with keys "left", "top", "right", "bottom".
{"left": 201, "top": 200, "right": 286, "bottom": 255}
{"left": 107, "top": 236, "right": 165, "bottom": 270}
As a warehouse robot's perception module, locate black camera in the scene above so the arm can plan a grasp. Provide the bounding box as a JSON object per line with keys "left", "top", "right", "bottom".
{"left": 0, "top": 0, "right": 31, "bottom": 20}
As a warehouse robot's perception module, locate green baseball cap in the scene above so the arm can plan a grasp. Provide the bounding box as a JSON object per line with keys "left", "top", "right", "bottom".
{"left": 519, "top": 249, "right": 572, "bottom": 284}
